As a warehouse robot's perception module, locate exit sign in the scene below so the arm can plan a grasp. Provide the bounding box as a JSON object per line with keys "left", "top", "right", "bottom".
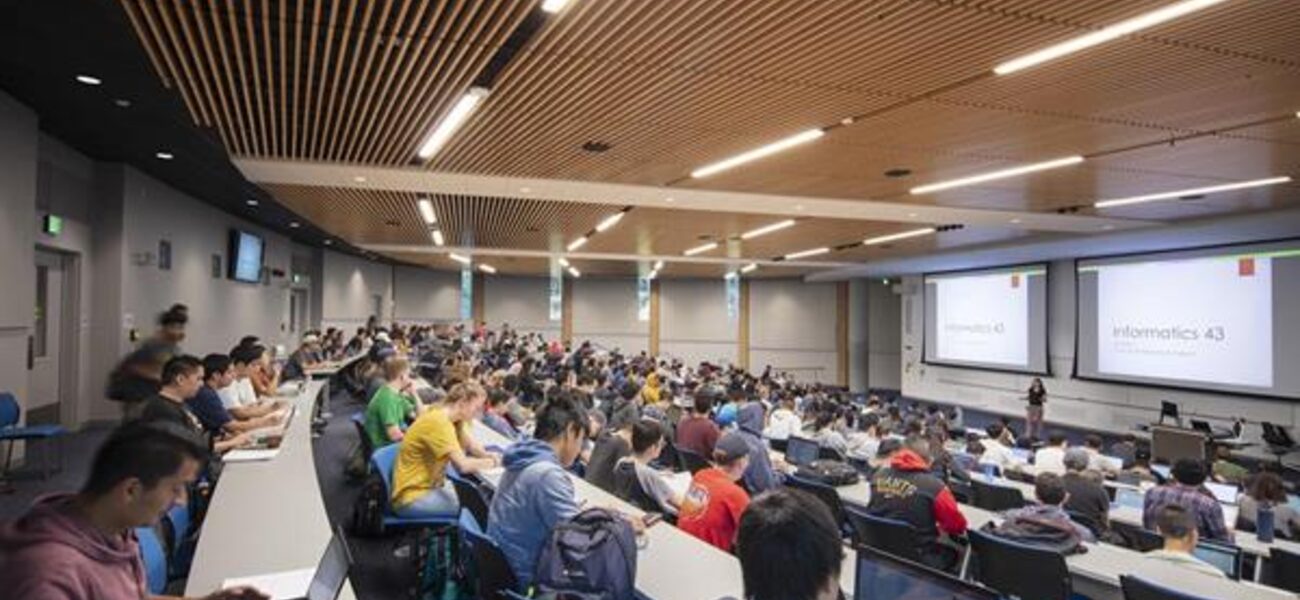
{"left": 42, "top": 214, "right": 63, "bottom": 236}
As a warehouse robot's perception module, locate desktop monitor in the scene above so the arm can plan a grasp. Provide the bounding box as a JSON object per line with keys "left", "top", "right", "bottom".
{"left": 855, "top": 545, "right": 1000, "bottom": 599}
{"left": 1192, "top": 542, "right": 1242, "bottom": 581}
{"left": 1203, "top": 482, "right": 1239, "bottom": 505}
{"left": 785, "top": 436, "right": 819, "bottom": 467}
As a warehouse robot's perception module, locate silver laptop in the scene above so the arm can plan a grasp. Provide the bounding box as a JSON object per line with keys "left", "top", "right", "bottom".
{"left": 302, "top": 528, "right": 352, "bottom": 600}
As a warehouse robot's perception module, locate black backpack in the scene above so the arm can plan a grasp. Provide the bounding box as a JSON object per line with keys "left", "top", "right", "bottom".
{"left": 350, "top": 472, "right": 386, "bottom": 537}
{"left": 535, "top": 508, "right": 637, "bottom": 600}
{"left": 795, "top": 459, "right": 861, "bottom": 486}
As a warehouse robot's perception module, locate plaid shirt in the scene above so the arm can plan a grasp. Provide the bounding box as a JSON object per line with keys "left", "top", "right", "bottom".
{"left": 1143, "top": 483, "right": 1234, "bottom": 543}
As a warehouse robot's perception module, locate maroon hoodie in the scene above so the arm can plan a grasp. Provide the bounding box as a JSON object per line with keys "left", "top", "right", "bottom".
{"left": 0, "top": 493, "right": 149, "bottom": 600}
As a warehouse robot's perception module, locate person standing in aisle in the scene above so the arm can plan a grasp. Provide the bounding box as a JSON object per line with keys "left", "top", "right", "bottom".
{"left": 1025, "top": 378, "right": 1047, "bottom": 442}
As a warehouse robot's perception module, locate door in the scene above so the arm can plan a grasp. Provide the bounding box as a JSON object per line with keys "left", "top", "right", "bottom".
{"left": 29, "top": 249, "right": 64, "bottom": 425}
{"left": 290, "top": 288, "right": 309, "bottom": 334}
{"left": 371, "top": 294, "right": 383, "bottom": 323}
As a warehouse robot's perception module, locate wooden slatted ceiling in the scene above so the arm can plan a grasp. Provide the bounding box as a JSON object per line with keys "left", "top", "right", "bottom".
{"left": 119, "top": 0, "right": 536, "bottom": 164}
{"left": 386, "top": 253, "right": 822, "bottom": 279}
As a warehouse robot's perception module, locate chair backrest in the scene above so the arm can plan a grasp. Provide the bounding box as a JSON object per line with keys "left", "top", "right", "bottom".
{"left": 968, "top": 529, "right": 1072, "bottom": 600}
{"left": 0, "top": 392, "right": 19, "bottom": 429}
{"left": 677, "top": 446, "right": 710, "bottom": 474}
{"left": 370, "top": 444, "right": 399, "bottom": 502}
{"left": 448, "top": 471, "right": 491, "bottom": 531}
{"left": 351, "top": 413, "right": 374, "bottom": 459}
{"left": 785, "top": 475, "right": 847, "bottom": 532}
{"left": 844, "top": 505, "right": 922, "bottom": 562}
{"left": 1065, "top": 509, "right": 1104, "bottom": 538}
{"left": 1113, "top": 522, "right": 1164, "bottom": 552}
{"left": 462, "top": 517, "right": 521, "bottom": 599}
{"left": 654, "top": 438, "right": 681, "bottom": 472}
{"left": 1267, "top": 547, "right": 1300, "bottom": 592}
{"left": 1120, "top": 575, "right": 1211, "bottom": 600}
{"left": 970, "top": 479, "right": 1025, "bottom": 511}
{"left": 135, "top": 526, "right": 169, "bottom": 595}
{"left": 162, "top": 503, "right": 190, "bottom": 557}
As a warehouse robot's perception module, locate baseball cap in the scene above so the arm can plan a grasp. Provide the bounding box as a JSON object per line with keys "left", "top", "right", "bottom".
{"left": 713, "top": 432, "right": 751, "bottom": 464}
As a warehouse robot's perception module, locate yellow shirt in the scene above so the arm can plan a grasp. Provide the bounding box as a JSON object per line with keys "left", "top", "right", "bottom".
{"left": 392, "top": 407, "right": 464, "bottom": 508}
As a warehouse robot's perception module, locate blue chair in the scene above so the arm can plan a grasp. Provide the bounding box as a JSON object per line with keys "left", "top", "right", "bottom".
{"left": 135, "top": 526, "right": 169, "bottom": 595}
{"left": 163, "top": 503, "right": 193, "bottom": 578}
{"left": 369, "top": 444, "right": 459, "bottom": 531}
{"left": 0, "top": 392, "right": 67, "bottom": 480}
{"left": 1120, "top": 575, "right": 1212, "bottom": 600}
{"left": 460, "top": 512, "right": 522, "bottom": 599}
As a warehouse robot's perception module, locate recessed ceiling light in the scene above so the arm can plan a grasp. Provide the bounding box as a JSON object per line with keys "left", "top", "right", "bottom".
{"left": 645, "top": 269, "right": 658, "bottom": 281}
{"left": 430, "top": 229, "right": 445, "bottom": 246}
{"left": 558, "top": 257, "right": 570, "bottom": 267}
{"left": 449, "top": 253, "right": 471, "bottom": 265}
{"left": 785, "top": 247, "right": 830, "bottom": 260}
{"left": 794, "top": 204, "right": 805, "bottom": 211}
{"left": 691, "top": 128, "right": 825, "bottom": 178}
{"left": 884, "top": 168, "right": 913, "bottom": 178}
{"left": 740, "top": 219, "right": 796, "bottom": 240}
{"left": 581, "top": 141, "right": 611, "bottom": 153}
{"left": 741, "top": 263, "right": 758, "bottom": 274}
{"left": 1095, "top": 176, "right": 1292, "bottom": 208}
{"left": 113, "top": 99, "right": 131, "bottom": 108}
{"left": 840, "top": 117, "right": 856, "bottom": 126}
{"left": 865, "top": 227, "right": 936, "bottom": 246}
{"left": 907, "top": 212, "right": 917, "bottom": 218}
{"left": 910, "top": 156, "right": 1083, "bottom": 195}
{"left": 246, "top": 199, "right": 259, "bottom": 206}
{"left": 653, "top": 260, "right": 664, "bottom": 270}
{"left": 1101, "top": 224, "right": 1115, "bottom": 230}
{"left": 417, "top": 198, "right": 437, "bottom": 224}
{"left": 541, "top": 0, "right": 573, "bottom": 13}
{"left": 1010, "top": 218, "right": 1022, "bottom": 224}
{"left": 724, "top": 271, "right": 738, "bottom": 280}
{"left": 519, "top": 187, "right": 531, "bottom": 194}
{"left": 567, "top": 266, "right": 581, "bottom": 278}
{"left": 353, "top": 176, "right": 366, "bottom": 183}
{"left": 566, "top": 236, "right": 588, "bottom": 251}
{"left": 664, "top": 197, "right": 675, "bottom": 203}
{"left": 683, "top": 242, "right": 718, "bottom": 256}
{"left": 478, "top": 264, "right": 497, "bottom": 274}
{"left": 75, "top": 75, "right": 102, "bottom": 86}
{"left": 417, "top": 86, "right": 489, "bottom": 159}
{"left": 289, "top": 221, "right": 300, "bottom": 228}
{"left": 155, "top": 152, "right": 174, "bottom": 160}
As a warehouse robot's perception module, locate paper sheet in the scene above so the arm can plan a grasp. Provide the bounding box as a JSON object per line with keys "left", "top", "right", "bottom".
{"left": 224, "top": 448, "right": 282, "bottom": 462}
{"left": 222, "top": 567, "right": 314, "bottom": 599}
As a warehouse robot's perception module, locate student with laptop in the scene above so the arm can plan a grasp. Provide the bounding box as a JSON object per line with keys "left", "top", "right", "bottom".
{"left": 1146, "top": 505, "right": 1227, "bottom": 578}
{"left": 140, "top": 356, "right": 255, "bottom": 455}
{"left": 0, "top": 420, "right": 268, "bottom": 600}
{"left": 1032, "top": 431, "right": 1069, "bottom": 476}
{"left": 1062, "top": 448, "right": 1111, "bottom": 534}
{"left": 1143, "top": 458, "right": 1234, "bottom": 544}
{"left": 612, "top": 419, "right": 684, "bottom": 515}
{"left": 734, "top": 488, "right": 845, "bottom": 600}
{"left": 866, "top": 436, "right": 968, "bottom": 572}
{"left": 1082, "top": 435, "right": 1121, "bottom": 476}
{"left": 1238, "top": 472, "right": 1300, "bottom": 538}
{"left": 735, "top": 402, "right": 782, "bottom": 494}
{"left": 188, "top": 353, "right": 281, "bottom": 437}
{"left": 221, "top": 345, "right": 282, "bottom": 421}
{"left": 998, "top": 473, "right": 1095, "bottom": 544}
{"left": 977, "top": 423, "right": 1017, "bottom": 472}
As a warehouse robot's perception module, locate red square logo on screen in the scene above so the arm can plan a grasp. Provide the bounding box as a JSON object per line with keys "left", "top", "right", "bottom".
{"left": 1239, "top": 257, "right": 1255, "bottom": 276}
{"left": 1011, "top": 274, "right": 1021, "bottom": 288}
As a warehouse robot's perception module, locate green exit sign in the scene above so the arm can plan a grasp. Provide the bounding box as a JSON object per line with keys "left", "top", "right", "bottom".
{"left": 42, "top": 214, "right": 63, "bottom": 236}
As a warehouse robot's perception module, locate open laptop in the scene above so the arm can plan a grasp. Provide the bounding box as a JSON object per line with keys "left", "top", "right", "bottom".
{"left": 1204, "top": 481, "right": 1240, "bottom": 505}
{"left": 1010, "top": 448, "right": 1033, "bottom": 464}
{"left": 224, "top": 527, "right": 352, "bottom": 600}
{"left": 1193, "top": 541, "right": 1242, "bottom": 580}
{"left": 785, "top": 436, "right": 820, "bottom": 468}
{"left": 856, "top": 545, "right": 1000, "bottom": 599}
{"left": 1112, "top": 487, "right": 1145, "bottom": 510}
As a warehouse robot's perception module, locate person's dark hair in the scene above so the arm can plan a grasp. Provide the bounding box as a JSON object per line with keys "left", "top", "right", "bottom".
{"left": 1084, "top": 434, "right": 1103, "bottom": 450}
{"left": 1248, "top": 472, "right": 1288, "bottom": 504}
{"left": 533, "top": 393, "right": 588, "bottom": 442}
{"left": 1048, "top": 431, "right": 1067, "bottom": 446}
{"left": 693, "top": 393, "right": 713, "bottom": 415}
{"left": 159, "top": 307, "right": 188, "bottom": 327}
{"left": 736, "top": 488, "right": 844, "bottom": 600}
{"left": 201, "top": 353, "right": 232, "bottom": 382}
{"left": 1134, "top": 446, "right": 1152, "bottom": 465}
{"left": 1155, "top": 504, "right": 1197, "bottom": 540}
{"left": 858, "top": 413, "right": 880, "bottom": 433}
{"left": 631, "top": 419, "right": 665, "bottom": 454}
{"left": 1171, "top": 458, "right": 1208, "bottom": 486}
{"left": 230, "top": 344, "right": 265, "bottom": 366}
{"left": 985, "top": 423, "right": 1004, "bottom": 439}
{"left": 502, "top": 374, "right": 520, "bottom": 393}
{"left": 1034, "top": 472, "right": 1068, "bottom": 505}
{"left": 237, "top": 335, "right": 260, "bottom": 348}
{"left": 161, "top": 355, "right": 203, "bottom": 386}
{"left": 486, "top": 388, "right": 510, "bottom": 408}
{"left": 620, "top": 380, "right": 641, "bottom": 401}
{"left": 82, "top": 421, "right": 209, "bottom": 496}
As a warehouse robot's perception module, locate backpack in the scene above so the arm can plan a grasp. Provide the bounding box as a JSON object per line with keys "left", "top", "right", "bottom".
{"left": 534, "top": 508, "right": 638, "bottom": 600}
{"left": 795, "top": 459, "right": 861, "bottom": 487}
{"left": 349, "top": 472, "right": 387, "bottom": 537}
{"left": 984, "top": 512, "right": 1087, "bottom": 555}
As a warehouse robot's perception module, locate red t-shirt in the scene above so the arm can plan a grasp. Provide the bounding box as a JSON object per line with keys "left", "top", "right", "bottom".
{"left": 678, "top": 467, "right": 750, "bottom": 551}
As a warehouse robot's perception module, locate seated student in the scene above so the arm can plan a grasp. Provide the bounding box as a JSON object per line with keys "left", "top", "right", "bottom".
{"left": 613, "top": 419, "right": 684, "bottom": 515}
{"left": 1083, "top": 434, "right": 1120, "bottom": 476}
{"left": 978, "top": 423, "right": 1017, "bottom": 471}
{"left": 188, "top": 353, "right": 281, "bottom": 437}
{"left": 846, "top": 413, "right": 883, "bottom": 460}
{"left": 1061, "top": 448, "right": 1111, "bottom": 534}
{"left": 735, "top": 403, "right": 781, "bottom": 494}
{"left": 809, "top": 407, "right": 849, "bottom": 456}
{"left": 391, "top": 382, "right": 501, "bottom": 518}
{"left": 999, "top": 473, "right": 1095, "bottom": 544}
{"left": 1032, "top": 431, "right": 1070, "bottom": 476}
{"left": 141, "top": 355, "right": 252, "bottom": 455}
{"left": 1121, "top": 446, "right": 1162, "bottom": 485}
{"left": 489, "top": 393, "right": 645, "bottom": 588}
{"left": 1211, "top": 445, "right": 1249, "bottom": 486}
{"left": 867, "top": 436, "right": 968, "bottom": 572}
{"left": 679, "top": 432, "right": 753, "bottom": 551}
{"left": 606, "top": 380, "right": 642, "bottom": 432}
{"left": 735, "top": 488, "right": 845, "bottom": 600}
{"left": 1146, "top": 505, "right": 1227, "bottom": 578}
{"left": 248, "top": 346, "right": 281, "bottom": 399}
{"left": 481, "top": 388, "right": 522, "bottom": 441}
{"left": 585, "top": 410, "right": 635, "bottom": 493}
{"left": 1238, "top": 472, "right": 1300, "bottom": 538}
{"left": 364, "top": 356, "right": 422, "bottom": 450}
{"left": 762, "top": 394, "right": 801, "bottom": 441}
{"left": 220, "top": 345, "right": 280, "bottom": 420}
{"left": 1109, "top": 433, "right": 1139, "bottom": 469}
{"left": 676, "top": 393, "right": 721, "bottom": 459}
{"left": 281, "top": 334, "right": 323, "bottom": 381}
{"left": 0, "top": 421, "right": 266, "bottom": 600}
{"left": 1143, "top": 458, "right": 1234, "bottom": 544}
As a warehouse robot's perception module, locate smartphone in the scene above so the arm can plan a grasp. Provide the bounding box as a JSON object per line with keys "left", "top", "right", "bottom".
{"left": 643, "top": 512, "right": 664, "bottom": 527}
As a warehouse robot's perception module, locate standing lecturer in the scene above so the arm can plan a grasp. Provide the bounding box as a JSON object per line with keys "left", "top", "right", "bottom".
{"left": 1025, "top": 378, "right": 1047, "bottom": 441}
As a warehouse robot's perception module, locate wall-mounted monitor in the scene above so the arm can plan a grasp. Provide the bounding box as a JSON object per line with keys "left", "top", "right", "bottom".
{"left": 922, "top": 263, "right": 1050, "bottom": 374}
{"left": 1076, "top": 239, "right": 1300, "bottom": 399}
{"left": 228, "top": 229, "right": 265, "bottom": 284}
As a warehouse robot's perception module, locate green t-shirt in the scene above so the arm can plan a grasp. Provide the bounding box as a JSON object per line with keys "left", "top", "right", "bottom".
{"left": 365, "top": 386, "right": 415, "bottom": 449}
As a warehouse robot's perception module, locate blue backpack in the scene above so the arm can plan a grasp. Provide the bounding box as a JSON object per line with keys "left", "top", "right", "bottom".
{"left": 534, "top": 508, "right": 637, "bottom": 600}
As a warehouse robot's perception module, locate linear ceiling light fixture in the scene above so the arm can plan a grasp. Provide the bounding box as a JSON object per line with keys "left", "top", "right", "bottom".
{"left": 691, "top": 129, "right": 824, "bottom": 178}
{"left": 740, "top": 219, "right": 796, "bottom": 240}
{"left": 417, "top": 86, "right": 489, "bottom": 159}
{"left": 566, "top": 236, "right": 589, "bottom": 252}
{"left": 1094, "top": 176, "right": 1293, "bottom": 208}
{"left": 741, "top": 263, "right": 758, "bottom": 274}
{"left": 653, "top": 260, "right": 664, "bottom": 270}
{"left": 558, "top": 257, "right": 571, "bottom": 268}
{"left": 595, "top": 207, "right": 632, "bottom": 232}
{"left": 865, "top": 227, "right": 937, "bottom": 246}
{"left": 417, "top": 198, "right": 437, "bottom": 224}
{"left": 785, "top": 247, "right": 829, "bottom": 260}
{"left": 449, "top": 253, "right": 471, "bottom": 265}
{"left": 478, "top": 264, "right": 497, "bottom": 274}
{"left": 683, "top": 242, "right": 719, "bottom": 256}
{"left": 430, "top": 229, "right": 445, "bottom": 246}
{"left": 910, "top": 156, "right": 1083, "bottom": 195}
{"left": 567, "top": 266, "right": 581, "bottom": 278}
{"left": 993, "top": 0, "right": 1228, "bottom": 75}
{"left": 541, "top": 0, "right": 573, "bottom": 13}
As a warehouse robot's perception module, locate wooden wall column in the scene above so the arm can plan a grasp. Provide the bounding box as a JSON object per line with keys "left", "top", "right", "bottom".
{"left": 738, "top": 279, "right": 750, "bottom": 370}
{"left": 472, "top": 272, "right": 485, "bottom": 325}
{"left": 649, "top": 279, "right": 661, "bottom": 355}
{"left": 836, "top": 281, "right": 849, "bottom": 387}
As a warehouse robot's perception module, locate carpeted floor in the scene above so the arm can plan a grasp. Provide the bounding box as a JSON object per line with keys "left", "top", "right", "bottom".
{"left": 0, "top": 422, "right": 114, "bottom": 522}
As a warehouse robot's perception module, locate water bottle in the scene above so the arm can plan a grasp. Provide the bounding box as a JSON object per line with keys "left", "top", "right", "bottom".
{"left": 1258, "top": 504, "right": 1276, "bottom": 543}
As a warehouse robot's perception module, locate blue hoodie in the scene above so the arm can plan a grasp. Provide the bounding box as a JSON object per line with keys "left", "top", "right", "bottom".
{"left": 737, "top": 403, "right": 780, "bottom": 493}
{"left": 487, "top": 439, "right": 581, "bottom": 587}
